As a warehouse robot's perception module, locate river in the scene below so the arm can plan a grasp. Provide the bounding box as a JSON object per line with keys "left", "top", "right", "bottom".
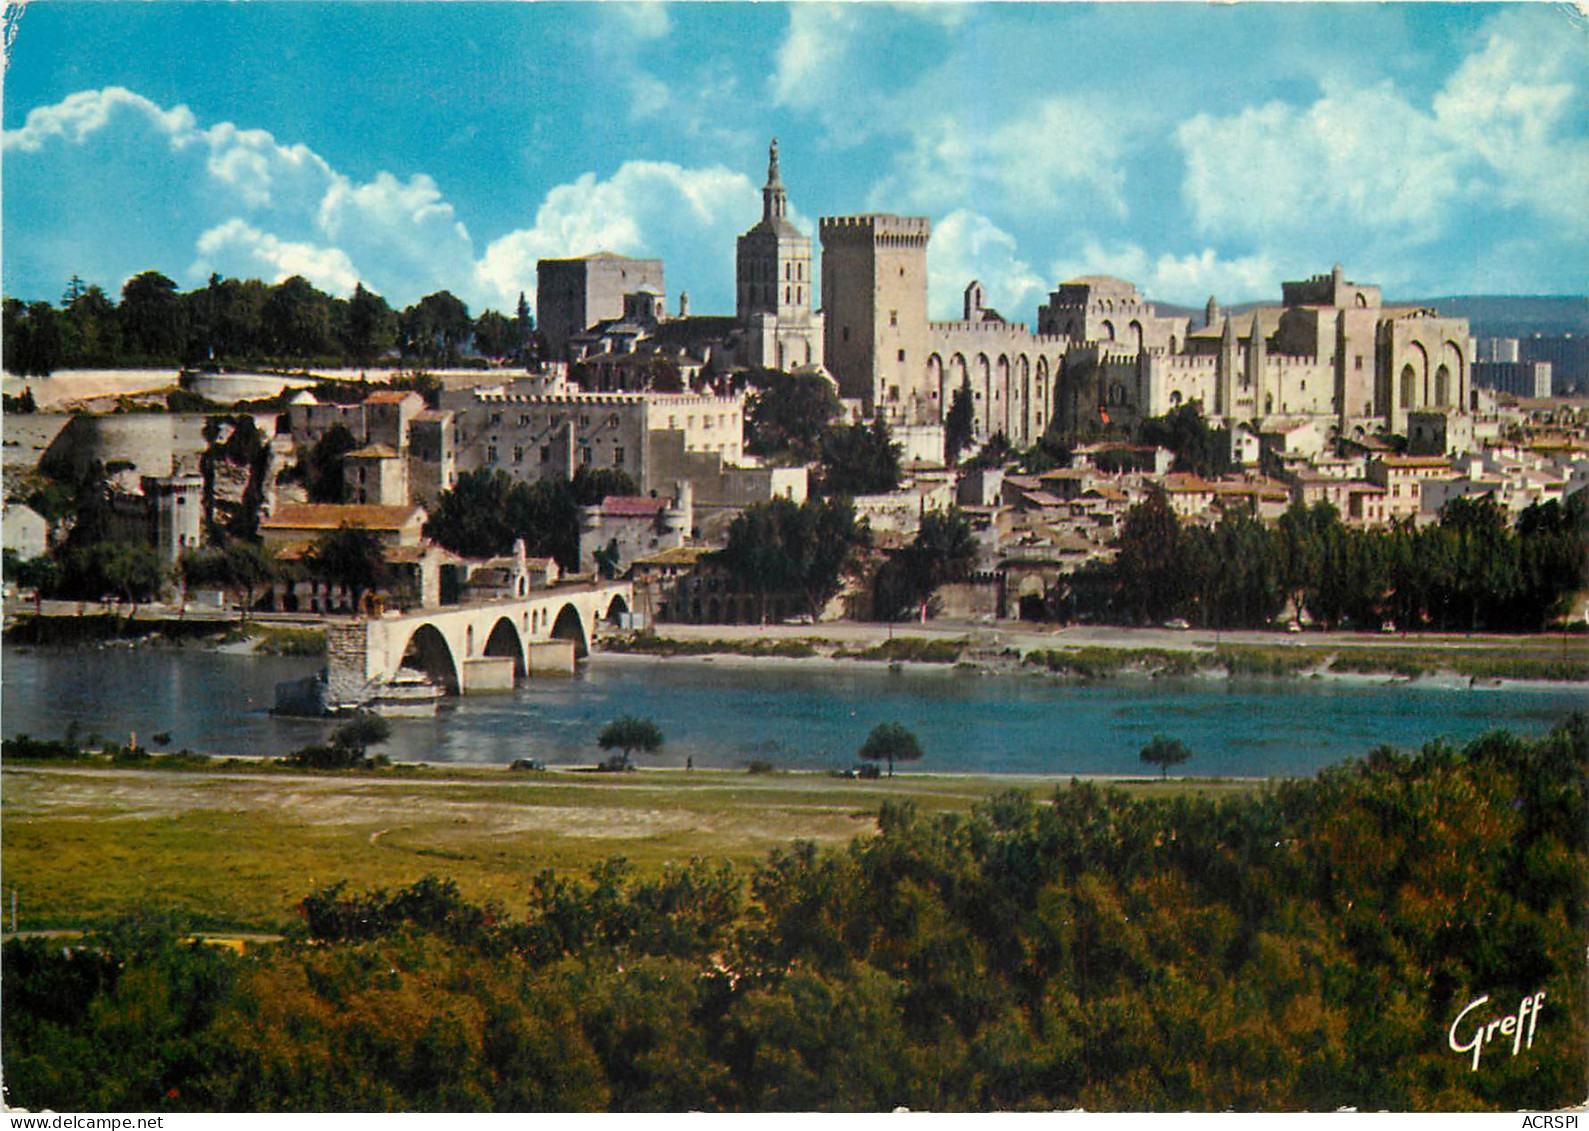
{"left": 3, "top": 644, "right": 1583, "bottom": 777}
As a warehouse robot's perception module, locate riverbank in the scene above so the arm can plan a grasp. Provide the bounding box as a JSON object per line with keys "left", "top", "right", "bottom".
{"left": 601, "top": 628, "right": 1589, "bottom": 685}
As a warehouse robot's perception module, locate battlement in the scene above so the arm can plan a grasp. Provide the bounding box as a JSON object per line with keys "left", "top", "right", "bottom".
{"left": 928, "top": 320, "right": 1069, "bottom": 347}
{"left": 819, "top": 214, "right": 932, "bottom": 246}
{"left": 473, "top": 392, "right": 648, "bottom": 406}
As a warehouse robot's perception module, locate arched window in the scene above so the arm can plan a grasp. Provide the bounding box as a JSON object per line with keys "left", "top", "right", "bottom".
{"left": 1400, "top": 365, "right": 1416, "bottom": 408}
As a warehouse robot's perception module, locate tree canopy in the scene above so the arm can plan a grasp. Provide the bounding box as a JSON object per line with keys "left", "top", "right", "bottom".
{"left": 744, "top": 369, "right": 842, "bottom": 464}
{"left": 423, "top": 467, "right": 638, "bottom": 570}
{"left": 873, "top": 507, "right": 979, "bottom": 622}
{"left": 715, "top": 495, "right": 870, "bottom": 621}
{"left": 1138, "top": 734, "right": 1193, "bottom": 779}
{"left": 857, "top": 722, "right": 924, "bottom": 777}
{"left": 817, "top": 419, "right": 901, "bottom": 497}
{"left": 597, "top": 716, "right": 664, "bottom": 768}
{"left": 307, "top": 525, "right": 389, "bottom": 610}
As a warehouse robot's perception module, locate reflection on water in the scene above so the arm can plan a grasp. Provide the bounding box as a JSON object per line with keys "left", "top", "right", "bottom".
{"left": 3, "top": 645, "right": 1584, "bottom": 778}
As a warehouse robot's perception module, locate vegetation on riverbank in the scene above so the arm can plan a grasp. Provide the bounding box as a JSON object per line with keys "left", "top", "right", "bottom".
{"left": 602, "top": 631, "right": 822, "bottom": 659}
{"left": 1, "top": 613, "right": 325, "bottom": 655}
{"left": 4, "top": 719, "right": 1583, "bottom": 1111}
{"left": 1021, "top": 642, "right": 1587, "bottom": 683}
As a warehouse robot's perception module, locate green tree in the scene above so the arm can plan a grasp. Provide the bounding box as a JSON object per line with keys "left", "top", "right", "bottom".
{"left": 858, "top": 721, "right": 923, "bottom": 777}
{"left": 332, "top": 712, "right": 392, "bottom": 760}
{"left": 597, "top": 716, "right": 664, "bottom": 768}
{"left": 874, "top": 507, "right": 979, "bottom": 622}
{"left": 944, "top": 385, "right": 975, "bottom": 465}
{"left": 298, "top": 424, "right": 359, "bottom": 504}
{"left": 343, "top": 282, "right": 396, "bottom": 366}
{"left": 118, "top": 271, "right": 187, "bottom": 360}
{"left": 1138, "top": 734, "right": 1193, "bottom": 779}
{"left": 818, "top": 418, "right": 901, "bottom": 497}
{"left": 262, "top": 275, "right": 333, "bottom": 360}
{"left": 60, "top": 284, "right": 122, "bottom": 365}
{"left": 472, "top": 309, "right": 516, "bottom": 359}
{"left": 307, "top": 525, "right": 389, "bottom": 611}
{"left": 400, "top": 291, "right": 472, "bottom": 365}
{"left": 717, "top": 495, "right": 869, "bottom": 621}
{"left": 745, "top": 369, "right": 842, "bottom": 464}
{"left": 1140, "top": 402, "right": 1231, "bottom": 478}
{"left": 1114, "top": 493, "right": 1187, "bottom": 624}
{"left": 424, "top": 469, "right": 521, "bottom": 558}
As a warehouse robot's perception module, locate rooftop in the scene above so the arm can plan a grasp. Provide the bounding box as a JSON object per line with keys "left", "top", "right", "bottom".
{"left": 262, "top": 503, "right": 425, "bottom": 532}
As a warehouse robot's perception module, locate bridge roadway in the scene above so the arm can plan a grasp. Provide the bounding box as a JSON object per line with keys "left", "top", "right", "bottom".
{"left": 324, "top": 580, "right": 632, "bottom": 702}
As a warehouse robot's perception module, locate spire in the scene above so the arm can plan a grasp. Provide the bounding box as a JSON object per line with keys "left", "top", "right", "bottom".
{"left": 1205, "top": 295, "right": 1221, "bottom": 330}
{"left": 762, "top": 137, "right": 787, "bottom": 222}
{"left": 1221, "top": 315, "right": 1236, "bottom": 345}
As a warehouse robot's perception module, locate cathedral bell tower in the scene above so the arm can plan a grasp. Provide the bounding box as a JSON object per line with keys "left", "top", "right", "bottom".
{"left": 736, "top": 139, "right": 823, "bottom": 371}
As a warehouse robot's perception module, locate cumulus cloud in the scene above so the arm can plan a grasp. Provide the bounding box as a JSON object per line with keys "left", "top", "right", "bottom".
{"left": 926, "top": 210, "right": 1047, "bottom": 322}
{"left": 871, "top": 99, "right": 1128, "bottom": 219}
{"left": 475, "top": 161, "right": 760, "bottom": 311}
{"left": 1177, "top": 7, "right": 1589, "bottom": 247}
{"left": 3, "top": 86, "right": 764, "bottom": 314}
{"left": 192, "top": 219, "right": 361, "bottom": 295}
{"left": 1049, "top": 242, "right": 1282, "bottom": 306}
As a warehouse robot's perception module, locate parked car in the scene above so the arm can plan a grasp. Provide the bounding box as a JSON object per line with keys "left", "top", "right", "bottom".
{"left": 510, "top": 758, "right": 546, "bottom": 771}
{"left": 845, "top": 762, "right": 881, "bottom": 780}
{"left": 1164, "top": 618, "right": 1191, "bottom": 630}
{"left": 1286, "top": 620, "right": 1303, "bottom": 634}
{"left": 1380, "top": 621, "right": 1397, "bottom": 634}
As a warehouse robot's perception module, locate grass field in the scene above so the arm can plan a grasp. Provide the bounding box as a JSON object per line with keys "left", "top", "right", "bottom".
{"left": 0, "top": 763, "right": 1259, "bottom": 933}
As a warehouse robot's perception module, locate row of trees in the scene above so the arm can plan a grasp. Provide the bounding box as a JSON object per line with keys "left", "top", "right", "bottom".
{"left": 3, "top": 271, "right": 536, "bottom": 376}
{"left": 1101, "top": 492, "right": 1588, "bottom": 632}
{"left": 4, "top": 719, "right": 1582, "bottom": 1110}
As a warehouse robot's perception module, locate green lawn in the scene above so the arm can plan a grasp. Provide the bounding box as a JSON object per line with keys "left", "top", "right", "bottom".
{"left": 1, "top": 764, "right": 1260, "bottom": 933}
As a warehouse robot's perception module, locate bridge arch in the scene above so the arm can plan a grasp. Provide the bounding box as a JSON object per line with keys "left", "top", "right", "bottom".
{"left": 398, "top": 623, "right": 460, "bottom": 693}
{"left": 483, "top": 616, "right": 526, "bottom": 680}
{"left": 603, "top": 593, "right": 630, "bottom": 625}
{"left": 550, "top": 602, "right": 590, "bottom": 658}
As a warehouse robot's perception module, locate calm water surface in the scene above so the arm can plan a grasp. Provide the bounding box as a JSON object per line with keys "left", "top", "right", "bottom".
{"left": 2, "top": 645, "right": 1583, "bottom": 778}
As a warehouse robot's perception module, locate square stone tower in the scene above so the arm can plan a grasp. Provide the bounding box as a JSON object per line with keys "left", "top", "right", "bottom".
{"left": 819, "top": 214, "right": 932, "bottom": 419}
{"left": 537, "top": 253, "right": 665, "bottom": 361}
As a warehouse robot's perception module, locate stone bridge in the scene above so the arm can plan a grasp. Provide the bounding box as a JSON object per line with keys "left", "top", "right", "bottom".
{"left": 322, "top": 581, "right": 632, "bottom": 706}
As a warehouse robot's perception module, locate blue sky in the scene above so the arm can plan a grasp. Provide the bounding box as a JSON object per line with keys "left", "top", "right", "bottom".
{"left": 4, "top": 3, "right": 1586, "bottom": 325}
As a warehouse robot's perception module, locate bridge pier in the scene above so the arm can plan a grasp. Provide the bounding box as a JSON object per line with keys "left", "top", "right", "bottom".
{"left": 301, "top": 583, "right": 629, "bottom": 712}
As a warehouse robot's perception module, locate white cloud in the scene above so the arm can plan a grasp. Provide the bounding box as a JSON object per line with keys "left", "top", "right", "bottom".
{"left": 5, "top": 86, "right": 774, "bottom": 315}
{"left": 926, "top": 210, "right": 1046, "bottom": 322}
{"left": 192, "top": 219, "right": 361, "bottom": 295}
{"left": 770, "top": 4, "right": 860, "bottom": 109}
{"left": 1049, "top": 241, "right": 1282, "bottom": 306}
{"left": 871, "top": 99, "right": 1128, "bottom": 220}
{"left": 1177, "top": 8, "right": 1589, "bottom": 247}
{"left": 3, "top": 86, "right": 195, "bottom": 153}
{"left": 474, "top": 161, "right": 761, "bottom": 311}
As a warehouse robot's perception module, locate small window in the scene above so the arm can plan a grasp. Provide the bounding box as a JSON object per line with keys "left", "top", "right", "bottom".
{"left": 513, "top": 446, "right": 524, "bottom": 463}
{"left": 490, "top": 412, "right": 502, "bottom": 426}
{"left": 843, "top": 327, "right": 850, "bottom": 342}
{"left": 889, "top": 310, "right": 898, "bottom": 327}
{"left": 615, "top": 447, "right": 625, "bottom": 467}
{"left": 897, "top": 349, "right": 906, "bottom": 362}
{"left": 540, "top": 445, "right": 551, "bottom": 462}
{"left": 581, "top": 447, "right": 592, "bottom": 465}
{"left": 608, "top": 413, "right": 620, "bottom": 428}
{"left": 487, "top": 445, "right": 498, "bottom": 463}
{"left": 1354, "top": 355, "right": 1363, "bottom": 370}
{"left": 580, "top": 415, "right": 590, "bottom": 427}
{"left": 519, "top": 414, "right": 530, "bottom": 426}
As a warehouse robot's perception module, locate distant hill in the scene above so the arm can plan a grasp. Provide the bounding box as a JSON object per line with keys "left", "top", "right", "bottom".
{"left": 1406, "top": 296, "right": 1589, "bottom": 340}
{"left": 1154, "top": 295, "right": 1589, "bottom": 340}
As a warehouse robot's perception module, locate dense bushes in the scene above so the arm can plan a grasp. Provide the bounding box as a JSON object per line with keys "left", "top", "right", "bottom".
{"left": 4, "top": 719, "right": 1585, "bottom": 1111}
